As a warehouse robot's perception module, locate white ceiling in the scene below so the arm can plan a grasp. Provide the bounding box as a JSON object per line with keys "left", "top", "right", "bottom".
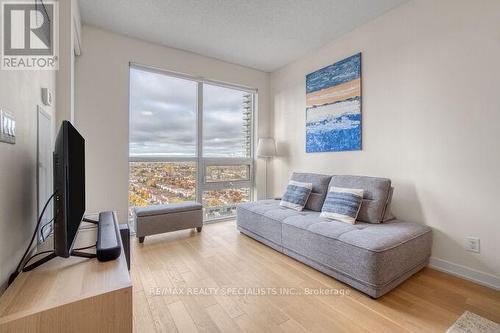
{"left": 78, "top": 0, "right": 408, "bottom": 72}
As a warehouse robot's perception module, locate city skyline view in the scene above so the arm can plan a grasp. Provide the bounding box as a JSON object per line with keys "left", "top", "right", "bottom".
{"left": 129, "top": 162, "right": 250, "bottom": 220}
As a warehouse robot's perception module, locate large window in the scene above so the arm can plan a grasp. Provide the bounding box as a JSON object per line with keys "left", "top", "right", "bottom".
{"left": 129, "top": 65, "right": 255, "bottom": 222}
{"left": 203, "top": 84, "right": 252, "bottom": 158}
{"left": 129, "top": 68, "right": 197, "bottom": 157}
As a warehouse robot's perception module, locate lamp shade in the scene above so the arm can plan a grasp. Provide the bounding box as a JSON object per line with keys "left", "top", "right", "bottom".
{"left": 256, "top": 138, "right": 276, "bottom": 158}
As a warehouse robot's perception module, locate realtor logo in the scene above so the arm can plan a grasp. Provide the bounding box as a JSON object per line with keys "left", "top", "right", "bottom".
{"left": 1, "top": 1, "right": 58, "bottom": 70}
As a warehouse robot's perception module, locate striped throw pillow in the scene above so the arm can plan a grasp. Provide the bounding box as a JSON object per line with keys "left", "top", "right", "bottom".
{"left": 320, "top": 187, "right": 364, "bottom": 224}
{"left": 280, "top": 180, "right": 313, "bottom": 211}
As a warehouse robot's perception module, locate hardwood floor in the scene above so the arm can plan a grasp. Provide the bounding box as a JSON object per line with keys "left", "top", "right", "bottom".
{"left": 131, "top": 220, "right": 500, "bottom": 333}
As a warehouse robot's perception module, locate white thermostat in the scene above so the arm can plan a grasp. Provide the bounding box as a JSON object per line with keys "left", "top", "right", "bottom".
{"left": 41, "top": 88, "right": 53, "bottom": 106}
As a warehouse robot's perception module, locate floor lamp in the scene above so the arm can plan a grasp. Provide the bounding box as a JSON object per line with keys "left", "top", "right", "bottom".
{"left": 256, "top": 138, "right": 276, "bottom": 199}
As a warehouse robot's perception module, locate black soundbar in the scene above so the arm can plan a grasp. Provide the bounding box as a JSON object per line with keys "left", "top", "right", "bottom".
{"left": 96, "top": 211, "right": 122, "bottom": 262}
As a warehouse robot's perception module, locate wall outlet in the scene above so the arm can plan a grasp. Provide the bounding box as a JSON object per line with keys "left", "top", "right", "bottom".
{"left": 465, "top": 237, "right": 480, "bottom": 253}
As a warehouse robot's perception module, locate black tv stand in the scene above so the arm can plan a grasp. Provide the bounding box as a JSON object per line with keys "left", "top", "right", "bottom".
{"left": 82, "top": 217, "right": 99, "bottom": 224}
{"left": 22, "top": 244, "right": 97, "bottom": 273}
{"left": 22, "top": 211, "right": 121, "bottom": 273}
{"left": 71, "top": 250, "right": 97, "bottom": 259}
{"left": 22, "top": 252, "right": 57, "bottom": 272}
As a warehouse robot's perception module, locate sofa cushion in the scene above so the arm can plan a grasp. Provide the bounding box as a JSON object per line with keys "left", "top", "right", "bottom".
{"left": 328, "top": 175, "right": 391, "bottom": 223}
{"left": 320, "top": 187, "right": 364, "bottom": 224}
{"left": 333, "top": 220, "right": 431, "bottom": 252}
{"left": 280, "top": 180, "right": 312, "bottom": 211}
{"left": 282, "top": 219, "right": 432, "bottom": 287}
{"left": 291, "top": 172, "right": 332, "bottom": 211}
{"left": 237, "top": 200, "right": 300, "bottom": 247}
{"left": 238, "top": 200, "right": 300, "bottom": 222}
{"left": 280, "top": 210, "right": 322, "bottom": 231}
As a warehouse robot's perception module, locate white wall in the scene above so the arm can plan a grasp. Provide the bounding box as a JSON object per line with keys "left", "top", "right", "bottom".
{"left": 270, "top": 0, "right": 500, "bottom": 285}
{"left": 0, "top": 0, "right": 78, "bottom": 292}
{"left": 56, "top": 0, "right": 81, "bottom": 125}
{"left": 0, "top": 71, "right": 56, "bottom": 289}
{"left": 75, "top": 26, "right": 270, "bottom": 223}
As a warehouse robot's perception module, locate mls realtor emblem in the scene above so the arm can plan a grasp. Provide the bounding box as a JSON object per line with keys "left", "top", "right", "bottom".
{"left": 1, "top": 0, "right": 58, "bottom": 70}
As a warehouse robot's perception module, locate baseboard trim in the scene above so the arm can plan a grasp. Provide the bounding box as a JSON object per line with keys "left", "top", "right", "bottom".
{"left": 429, "top": 257, "right": 500, "bottom": 291}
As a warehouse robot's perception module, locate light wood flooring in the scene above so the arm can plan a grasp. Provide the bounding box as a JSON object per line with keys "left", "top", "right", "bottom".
{"left": 131, "top": 220, "right": 500, "bottom": 333}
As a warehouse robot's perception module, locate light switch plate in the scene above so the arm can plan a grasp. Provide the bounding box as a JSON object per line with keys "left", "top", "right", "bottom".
{"left": 0, "top": 109, "right": 16, "bottom": 144}
{"left": 41, "top": 88, "right": 53, "bottom": 106}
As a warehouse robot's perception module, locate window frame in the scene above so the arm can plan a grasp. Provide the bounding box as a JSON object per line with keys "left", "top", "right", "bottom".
{"left": 204, "top": 161, "right": 252, "bottom": 184}
{"left": 128, "top": 63, "right": 256, "bottom": 222}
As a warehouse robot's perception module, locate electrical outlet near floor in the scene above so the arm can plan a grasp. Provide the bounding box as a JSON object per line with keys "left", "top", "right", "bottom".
{"left": 465, "top": 237, "right": 480, "bottom": 253}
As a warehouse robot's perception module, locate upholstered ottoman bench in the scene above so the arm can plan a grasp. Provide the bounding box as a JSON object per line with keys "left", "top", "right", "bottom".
{"left": 134, "top": 202, "right": 203, "bottom": 243}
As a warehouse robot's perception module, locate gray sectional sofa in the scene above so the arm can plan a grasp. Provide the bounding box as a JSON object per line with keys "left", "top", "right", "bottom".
{"left": 236, "top": 173, "right": 432, "bottom": 298}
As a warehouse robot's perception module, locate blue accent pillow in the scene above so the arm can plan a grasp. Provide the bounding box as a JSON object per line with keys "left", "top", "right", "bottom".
{"left": 320, "top": 187, "right": 364, "bottom": 224}
{"left": 280, "top": 180, "right": 313, "bottom": 211}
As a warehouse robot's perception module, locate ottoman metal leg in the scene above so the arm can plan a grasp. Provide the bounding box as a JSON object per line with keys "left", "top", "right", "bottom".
{"left": 138, "top": 236, "right": 145, "bottom": 243}
{"left": 196, "top": 227, "right": 202, "bottom": 232}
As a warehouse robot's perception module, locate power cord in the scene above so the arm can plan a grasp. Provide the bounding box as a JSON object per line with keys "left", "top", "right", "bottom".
{"left": 73, "top": 244, "right": 96, "bottom": 251}
{"left": 22, "top": 250, "right": 55, "bottom": 269}
{"left": 41, "top": 218, "right": 96, "bottom": 242}
{"left": 8, "top": 192, "right": 56, "bottom": 286}
{"left": 40, "top": 217, "right": 55, "bottom": 242}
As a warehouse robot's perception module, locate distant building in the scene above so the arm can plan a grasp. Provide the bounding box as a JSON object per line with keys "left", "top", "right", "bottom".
{"left": 242, "top": 94, "right": 252, "bottom": 157}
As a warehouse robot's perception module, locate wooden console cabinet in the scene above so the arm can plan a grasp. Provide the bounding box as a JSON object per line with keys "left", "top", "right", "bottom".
{"left": 0, "top": 223, "right": 132, "bottom": 332}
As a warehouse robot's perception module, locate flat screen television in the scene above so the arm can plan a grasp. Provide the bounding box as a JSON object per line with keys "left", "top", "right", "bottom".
{"left": 53, "top": 120, "right": 86, "bottom": 258}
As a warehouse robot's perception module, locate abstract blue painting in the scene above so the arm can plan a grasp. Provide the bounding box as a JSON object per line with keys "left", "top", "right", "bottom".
{"left": 306, "top": 53, "right": 361, "bottom": 152}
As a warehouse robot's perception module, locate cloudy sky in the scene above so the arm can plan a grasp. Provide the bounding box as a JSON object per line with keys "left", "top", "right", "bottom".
{"left": 129, "top": 68, "right": 251, "bottom": 157}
